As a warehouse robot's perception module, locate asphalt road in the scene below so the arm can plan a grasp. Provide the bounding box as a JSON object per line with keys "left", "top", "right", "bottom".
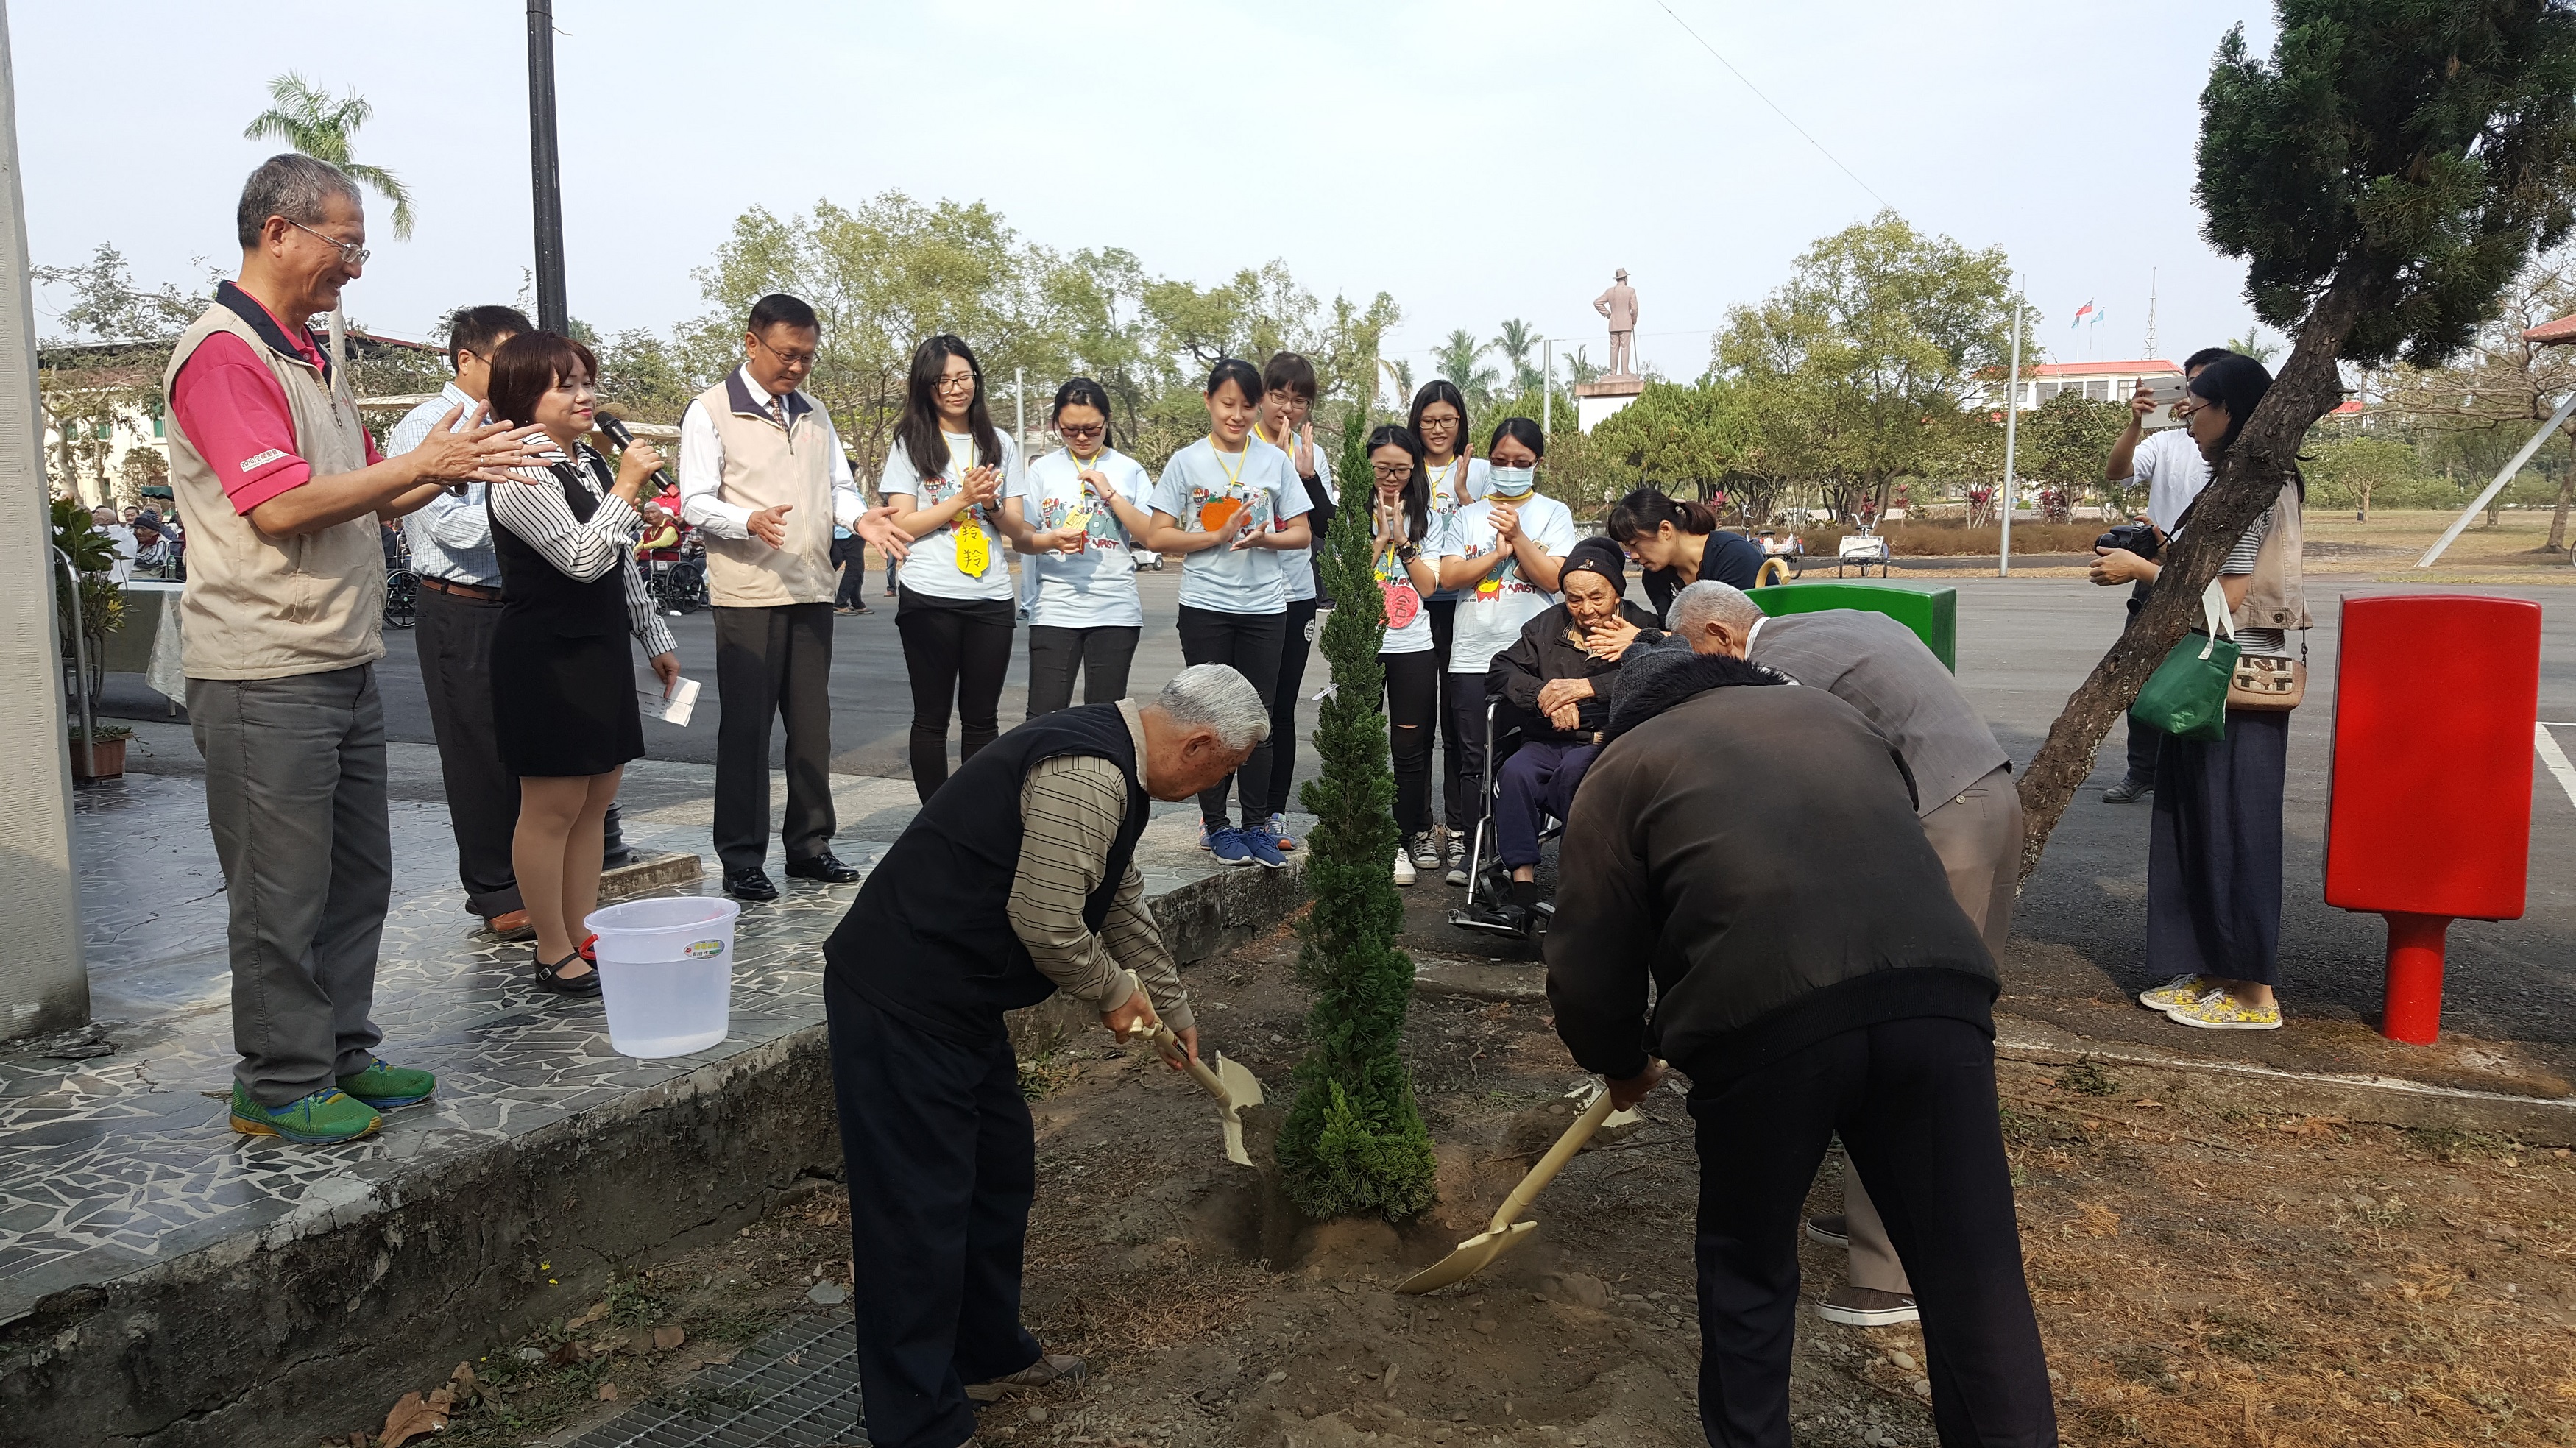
{"left": 98, "top": 572, "right": 2576, "bottom": 1069}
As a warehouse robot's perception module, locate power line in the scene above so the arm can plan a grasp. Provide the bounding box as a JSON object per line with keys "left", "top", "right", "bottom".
{"left": 1647, "top": 0, "right": 1891, "bottom": 212}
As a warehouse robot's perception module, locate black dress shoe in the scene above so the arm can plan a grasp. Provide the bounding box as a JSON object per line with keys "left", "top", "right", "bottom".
{"left": 533, "top": 950, "right": 602, "bottom": 996}
{"left": 724, "top": 866, "right": 779, "bottom": 901}
{"left": 785, "top": 851, "right": 864, "bottom": 884}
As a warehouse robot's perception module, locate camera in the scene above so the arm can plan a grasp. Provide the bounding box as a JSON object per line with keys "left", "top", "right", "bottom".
{"left": 2095, "top": 522, "right": 2161, "bottom": 559}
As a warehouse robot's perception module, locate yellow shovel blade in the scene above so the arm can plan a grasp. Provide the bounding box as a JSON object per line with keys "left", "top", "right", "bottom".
{"left": 1216, "top": 1052, "right": 1264, "bottom": 1110}
{"left": 1395, "top": 1221, "right": 1538, "bottom": 1295}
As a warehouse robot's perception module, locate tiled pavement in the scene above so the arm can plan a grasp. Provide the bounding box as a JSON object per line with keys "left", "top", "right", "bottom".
{"left": 0, "top": 737, "right": 1301, "bottom": 1330}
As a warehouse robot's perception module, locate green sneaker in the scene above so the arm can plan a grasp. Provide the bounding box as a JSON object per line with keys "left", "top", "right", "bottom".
{"left": 230, "top": 1084, "right": 382, "bottom": 1143}
{"left": 336, "top": 1061, "right": 437, "bottom": 1109}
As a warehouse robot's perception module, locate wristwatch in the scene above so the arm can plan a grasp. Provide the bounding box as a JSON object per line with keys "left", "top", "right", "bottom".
{"left": 1395, "top": 542, "right": 1420, "bottom": 563}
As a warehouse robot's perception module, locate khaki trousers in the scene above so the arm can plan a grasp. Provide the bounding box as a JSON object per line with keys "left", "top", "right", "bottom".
{"left": 1846, "top": 764, "right": 2021, "bottom": 1294}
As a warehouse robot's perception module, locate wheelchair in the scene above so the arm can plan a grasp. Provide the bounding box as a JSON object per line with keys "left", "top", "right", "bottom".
{"left": 1446, "top": 692, "right": 1568, "bottom": 945}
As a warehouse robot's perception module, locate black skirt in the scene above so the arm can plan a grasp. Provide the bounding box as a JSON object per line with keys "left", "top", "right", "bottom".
{"left": 493, "top": 617, "right": 645, "bottom": 778}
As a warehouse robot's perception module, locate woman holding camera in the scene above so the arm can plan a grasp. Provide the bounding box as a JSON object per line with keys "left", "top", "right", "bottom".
{"left": 2087, "top": 353, "right": 2305, "bottom": 1030}
{"left": 486, "top": 331, "right": 681, "bottom": 994}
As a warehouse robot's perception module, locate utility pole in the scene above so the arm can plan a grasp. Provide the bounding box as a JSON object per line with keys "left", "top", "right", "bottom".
{"left": 1014, "top": 367, "right": 1027, "bottom": 455}
{"left": 1541, "top": 338, "right": 1552, "bottom": 434}
{"left": 526, "top": 0, "right": 567, "bottom": 333}
{"left": 2143, "top": 267, "right": 2159, "bottom": 360}
{"left": 2000, "top": 298, "right": 2023, "bottom": 576}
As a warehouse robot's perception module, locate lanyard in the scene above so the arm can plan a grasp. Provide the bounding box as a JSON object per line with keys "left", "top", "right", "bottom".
{"left": 1209, "top": 440, "right": 1249, "bottom": 490}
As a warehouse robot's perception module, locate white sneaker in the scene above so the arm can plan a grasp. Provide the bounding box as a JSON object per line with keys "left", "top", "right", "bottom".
{"left": 1393, "top": 847, "right": 1417, "bottom": 886}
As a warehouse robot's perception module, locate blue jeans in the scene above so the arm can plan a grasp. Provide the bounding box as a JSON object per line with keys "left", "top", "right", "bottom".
{"left": 1494, "top": 740, "right": 1599, "bottom": 869}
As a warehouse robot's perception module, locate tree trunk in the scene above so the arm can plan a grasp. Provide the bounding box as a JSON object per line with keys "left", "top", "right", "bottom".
{"left": 2014, "top": 280, "right": 2376, "bottom": 881}
{"left": 2547, "top": 471, "right": 2573, "bottom": 553}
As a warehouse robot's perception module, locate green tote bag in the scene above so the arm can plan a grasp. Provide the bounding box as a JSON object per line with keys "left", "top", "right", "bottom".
{"left": 2129, "top": 581, "right": 2237, "bottom": 742}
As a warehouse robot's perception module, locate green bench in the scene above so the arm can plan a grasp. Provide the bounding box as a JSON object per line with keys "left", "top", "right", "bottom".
{"left": 1748, "top": 580, "right": 1958, "bottom": 672}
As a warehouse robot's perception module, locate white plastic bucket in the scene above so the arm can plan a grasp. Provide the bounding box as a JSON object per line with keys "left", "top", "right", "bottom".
{"left": 584, "top": 895, "right": 742, "bottom": 1058}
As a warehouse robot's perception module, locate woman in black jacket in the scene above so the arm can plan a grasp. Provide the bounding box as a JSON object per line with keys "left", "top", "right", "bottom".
{"left": 1476, "top": 539, "right": 1658, "bottom": 925}
{"left": 1604, "top": 487, "right": 1765, "bottom": 621}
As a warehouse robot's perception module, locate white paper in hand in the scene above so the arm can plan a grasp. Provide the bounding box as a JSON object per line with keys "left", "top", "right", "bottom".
{"left": 640, "top": 675, "right": 701, "bottom": 728}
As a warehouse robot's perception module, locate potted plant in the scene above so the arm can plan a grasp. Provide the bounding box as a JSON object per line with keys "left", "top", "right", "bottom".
{"left": 50, "top": 497, "right": 126, "bottom": 709}
{"left": 70, "top": 720, "right": 132, "bottom": 781}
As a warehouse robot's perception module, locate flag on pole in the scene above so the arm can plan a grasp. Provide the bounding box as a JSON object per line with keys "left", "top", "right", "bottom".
{"left": 2070, "top": 299, "right": 2098, "bottom": 328}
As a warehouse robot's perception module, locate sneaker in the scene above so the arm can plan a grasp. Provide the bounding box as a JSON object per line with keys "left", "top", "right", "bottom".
{"left": 1817, "top": 1285, "right": 1919, "bottom": 1327}
{"left": 1206, "top": 826, "right": 1255, "bottom": 867}
{"left": 1239, "top": 827, "right": 1287, "bottom": 869}
{"left": 335, "top": 1061, "right": 436, "bottom": 1110}
{"left": 229, "top": 1083, "right": 381, "bottom": 1143}
{"left": 1443, "top": 831, "right": 1468, "bottom": 878}
{"left": 1406, "top": 831, "right": 1441, "bottom": 872}
{"left": 1393, "top": 847, "right": 1417, "bottom": 887}
{"left": 1265, "top": 812, "right": 1298, "bottom": 852}
{"left": 2103, "top": 776, "right": 2153, "bottom": 804}
{"left": 1805, "top": 1214, "right": 1850, "bottom": 1249}
{"left": 2165, "top": 988, "right": 2284, "bottom": 1031}
{"left": 964, "top": 1351, "right": 1086, "bottom": 1402}
{"left": 2137, "top": 973, "right": 2217, "bottom": 1011}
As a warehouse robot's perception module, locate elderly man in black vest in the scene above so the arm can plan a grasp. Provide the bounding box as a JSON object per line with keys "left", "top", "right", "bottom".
{"left": 1550, "top": 649, "right": 2056, "bottom": 1448}
{"left": 822, "top": 664, "right": 1268, "bottom": 1448}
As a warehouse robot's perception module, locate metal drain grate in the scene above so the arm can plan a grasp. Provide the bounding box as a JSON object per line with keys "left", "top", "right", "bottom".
{"left": 566, "top": 1313, "right": 867, "bottom": 1447}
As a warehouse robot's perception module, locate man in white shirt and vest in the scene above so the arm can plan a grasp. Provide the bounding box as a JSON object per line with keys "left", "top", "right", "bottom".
{"left": 165, "top": 155, "right": 545, "bottom": 1144}
{"left": 679, "top": 293, "right": 908, "bottom": 901}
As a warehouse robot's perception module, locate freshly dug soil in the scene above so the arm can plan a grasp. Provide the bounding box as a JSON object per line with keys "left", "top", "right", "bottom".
{"left": 408, "top": 917, "right": 2576, "bottom": 1447}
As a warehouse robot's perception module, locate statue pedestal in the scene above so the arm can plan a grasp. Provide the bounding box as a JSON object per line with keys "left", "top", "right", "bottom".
{"left": 1574, "top": 375, "right": 1645, "bottom": 433}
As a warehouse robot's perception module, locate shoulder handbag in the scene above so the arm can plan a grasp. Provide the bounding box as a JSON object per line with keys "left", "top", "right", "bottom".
{"left": 2129, "top": 581, "right": 2238, "bottom": 742}
{"left": 2229, "top": 643, "right": 2306, "bottom": 710}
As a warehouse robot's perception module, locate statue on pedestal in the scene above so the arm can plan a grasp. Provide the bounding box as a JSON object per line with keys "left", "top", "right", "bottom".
{"left": 1593, "top": 269, "right": 1639, "bottom": 378}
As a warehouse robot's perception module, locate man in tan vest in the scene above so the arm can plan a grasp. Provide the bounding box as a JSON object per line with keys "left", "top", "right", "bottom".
{"left": 164, "top": 155, "right": 545, "bottom": 1145}
{"left": 678, "top": 294, "right": 907, "bottom": 901}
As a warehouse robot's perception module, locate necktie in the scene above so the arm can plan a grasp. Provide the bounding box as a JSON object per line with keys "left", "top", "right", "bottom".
{"left": 768, "top": 396, "right": 787, "bottom": 430}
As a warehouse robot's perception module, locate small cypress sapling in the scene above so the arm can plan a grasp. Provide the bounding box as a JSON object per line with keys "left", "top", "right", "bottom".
{"left": 1273, "top": 411, "right": 1439, "bottom": 1221}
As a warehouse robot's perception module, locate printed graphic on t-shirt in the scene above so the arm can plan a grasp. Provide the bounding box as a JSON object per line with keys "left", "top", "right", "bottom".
{"left": 1033, "top": 491, "right": 1128, "bottom": 550}
{"left": 1191, "top": 484, "right": 1273, "bottom": 538}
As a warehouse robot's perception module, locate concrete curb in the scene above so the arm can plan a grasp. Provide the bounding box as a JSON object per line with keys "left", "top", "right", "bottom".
{"left": 1, "top": 857, "right": 1307, "bottom": 1448}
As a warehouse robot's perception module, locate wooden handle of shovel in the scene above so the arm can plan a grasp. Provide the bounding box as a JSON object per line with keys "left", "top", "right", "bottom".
{"left": 1487, "top": 1087, "right": 1619, "bottom": 1234}
{"left": 1125, "top": 987, "right": 1230, "bottom": 1105}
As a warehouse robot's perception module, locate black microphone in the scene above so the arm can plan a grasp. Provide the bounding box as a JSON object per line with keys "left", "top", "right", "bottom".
{"left": 595, "top": 413, "right": 677, "bottom": 493}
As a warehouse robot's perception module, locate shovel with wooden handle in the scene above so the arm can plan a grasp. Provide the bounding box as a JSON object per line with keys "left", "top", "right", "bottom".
{"left": 1396, "top": 1077, "right": 1630, "bottom": 1295}
{"left": 1129, "top": 997, "right": 1264, "bottom": 1168}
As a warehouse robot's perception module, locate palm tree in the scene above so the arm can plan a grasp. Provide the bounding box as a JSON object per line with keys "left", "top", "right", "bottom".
{"left": 1431, "top": 328, "right": 1500, "bottom": 407}
{"left": 2227, "top": 324, "right": 2279, "bottom": 364}
{"left": 1379, "top": 357, "right": 1415, "bottom": 411}
{"left": 243, "top": 74, "right": 416, "bottom": 239}
{"left": 1493, "top": 317, "right": 1543, "bottom": 396}
{"left": 1562, "top": 345, "right": 1607, "bottom": 386}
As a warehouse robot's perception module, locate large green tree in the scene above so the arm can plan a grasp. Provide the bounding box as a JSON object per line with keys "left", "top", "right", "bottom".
{"left": 2014, "top": 392, "right": 2136, "bottom": 513}
{"left": 1429, "top": 328, "right": 1499, "bottom": 408}
{"left": 2016, "top": 0, "right": 2576, "bottom": 877}
{"left": 243, "top": 73, "right": 415, "bottom": 238}
{"left": 2373, "top": 247, "right": 2576, "bottom": 544}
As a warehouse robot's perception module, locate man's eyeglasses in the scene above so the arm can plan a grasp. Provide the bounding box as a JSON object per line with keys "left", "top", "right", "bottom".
{"left": 753, "top": 335, "right": 818, "bottom": 368}
{"left": 1058, "top": 422, "right": 1105, "bottom": 440}
{"left": 283, "top": 218, "right": 369, "bottom": 269}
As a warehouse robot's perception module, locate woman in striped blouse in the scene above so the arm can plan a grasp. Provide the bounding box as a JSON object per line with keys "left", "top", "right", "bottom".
{"left": 2089, "top": 354, "right": 2305, "bottom": 1032}
{"left": 486, "top": 331, "right": 682, "bottom": 995}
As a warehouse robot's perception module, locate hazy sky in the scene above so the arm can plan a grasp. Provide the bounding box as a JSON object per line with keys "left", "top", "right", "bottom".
{"left": 13, "top": 1, "right": 2279, "bottom": 381}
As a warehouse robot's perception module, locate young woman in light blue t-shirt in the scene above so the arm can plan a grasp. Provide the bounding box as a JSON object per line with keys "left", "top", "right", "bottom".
{"left": 1365, "top": 425, "right": 1448, "bottom": 885}
{"left": 1010, "top": 377, "right": 1157, "bottom": 715}
{"left": 1143, "top": 358, "right": 1312, "bottom": 868}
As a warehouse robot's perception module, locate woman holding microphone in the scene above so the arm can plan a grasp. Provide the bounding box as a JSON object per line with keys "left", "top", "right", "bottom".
{"left": 484, "top": 332, "right": 680, "bottom": 994}
{"left": 880, "top": 336, "right": 1027, "bottom": 801}
{"left": 1012, "top": 377, "right": 1156, "bottom": 714}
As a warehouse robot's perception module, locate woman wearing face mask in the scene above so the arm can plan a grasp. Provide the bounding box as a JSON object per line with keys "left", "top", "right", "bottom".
{"left": 484, "top": 331, "right": 682, "bottom": 993}
{"left": 1144, "top": 358, "right": 1314, "bottom": 868}
{"left": 1407, "top": 380, "right": 1491, "bottom": 881}
{"left": 1436, "top": 417, "right": 1578, "bottom": 886}
{"left": 1474, "top": 539, "right": 1658, "bottom": 932}
{"left": 1604, "top": 486, "right": 1766, "bottom": 623}
{"left": 1011, "top": 377, "right": 1156, "bottom": 716}
{"left": 1365, "top": 425, "right": 1449, "bottom": 885}
{"left": 2089, "top": 353, "right": 2305, "bottom": 1032}
{"left": 880, "top": 335, "right": 1030, "bottom": 801}
{"left": 1250, "top": 352, "right": 1336, "bottom": 853}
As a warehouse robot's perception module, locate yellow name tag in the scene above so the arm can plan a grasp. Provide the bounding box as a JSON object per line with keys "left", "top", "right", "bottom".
{"left": 955, "top": 520, "right": 991, "bottom": 577}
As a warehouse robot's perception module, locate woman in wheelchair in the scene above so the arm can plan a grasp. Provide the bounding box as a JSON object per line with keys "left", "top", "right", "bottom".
{"left": 1468, "top": 538, "right": 1659, "bottom": 933}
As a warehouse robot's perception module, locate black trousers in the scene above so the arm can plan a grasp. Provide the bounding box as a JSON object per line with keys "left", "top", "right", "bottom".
{"left": 896, "top": 590, "right": 1015, "bottom": 802}
{"left": 827, "top": 978, "right": 1042, "bottom": 1448}
{"left": 712, "top": 602, "right": 838, "bottom": 874}
{"left": 1174, "top": 605, "right": 1284, "bottom": 828}
{"left": 1262, "top": 598, "right": 1320, "bottom": 817}
{"left": 1024, "top": 623, "right": 1140, "bottom": 719}
{"left": 1446, "top": 669, "right": 1492, "bottom": 834}
{"left": 2122, "top": 592, "right": 2162, "bottom": 785}
{"left": 1427, "top": 598, "right": 1468, "bottom": 830}
{"left": 2148, "top": 707, "right": 2288, "bottom": 987}
{"left": 832, "top": 536, "right": 868, "bottom": 609}
{"left": 1688, "top": 1015, "right": 2057, "bottom": 1448}
{"left": 411, "top": 585, "right": 521, "bottom": 918}
{"left": 1382, "top": 650, "right": 1437, "bottom": 836}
